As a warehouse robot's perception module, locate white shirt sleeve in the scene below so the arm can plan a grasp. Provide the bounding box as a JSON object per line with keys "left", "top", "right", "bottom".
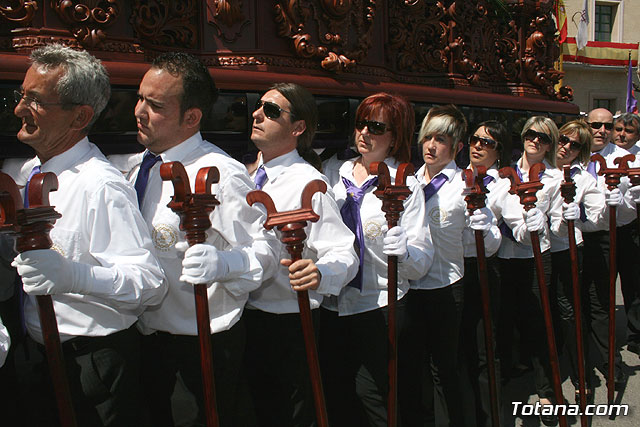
{"left": 0, "top": 316, "right": 10, "bottom": 368}
{"left": 398, "top": 179, "right": 434, "bottom": 280}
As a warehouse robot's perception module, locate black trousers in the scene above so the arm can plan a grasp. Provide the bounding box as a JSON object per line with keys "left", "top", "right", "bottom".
{"left": 320, "top": 301, "right": 406, "bottom": 427}
{"left": 244, "top": 309, "right": 317, "bottom": 427}
{"left": 498, "top": 253, "right": 554, "bottom": 400}
{"left": 141, "top": 318, "right": 247, "bottom": 427}
{"left": 461, "top": 257, "right": 501, "bottom": 427}
{"left": 581, "top": 231, "right": 623, "bottom": 372}
{"left": 616, "top": 221, "right": 640, "bottom": 347}
{"left": 399, "top": 285, "right": 464, "bottom": 427}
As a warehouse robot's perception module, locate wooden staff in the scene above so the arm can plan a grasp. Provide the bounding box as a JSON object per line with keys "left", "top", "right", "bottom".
{"left": 0, "top": 171, "right": 77, "bottom": 427}
{"left": 590, "top": 153, "right": 631, "bottom": 405}
{"left": 461, "top": 166, "right": 500, "bottom": 427}
{"left": 498, "top": 163, "right": 567, "bottom": 427}
{"left": 160, "top": 161, "right": 221, "bottom": 427}
{"left": 369, "top": 161, "right": 413, "bottom": 427}
{"left": 560, "top": 166, "right": 588, "bottom": 427}
{"left": 247, "top": 180, "right": 329, "bottom": 427}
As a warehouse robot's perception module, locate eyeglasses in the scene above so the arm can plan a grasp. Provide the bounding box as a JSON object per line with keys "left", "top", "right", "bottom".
{"left": 255, "top": 99, "right": 294, "bottom": 120}
{"left": 587, "top": 121, "right": 613, "bottom": 131}
{"left": 14, "top": 90, "right": 74, "bottom": 112}
{"left": 355, "top": 120, "right": 390, "bottom": 135}
{"left": 559, "top": 134, "right": 584, "bottom": 151}
{"left": 469, "top": 135, "right": 498, "bottom": 149}
{"left": 523, "top": 129, "right": 552, "bottom": 145}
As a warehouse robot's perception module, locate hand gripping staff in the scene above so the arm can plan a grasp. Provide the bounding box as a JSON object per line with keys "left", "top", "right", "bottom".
{"left": 369, "top": 161, "right": 413, "bottom": 427}
{"left": 160, "top": 161, "right": 221, "bottom": 427}
{"left": 498, "top": 163, "right": 567, "bottom": 427}
{"left": 590, "top": 152, "right": 631, "bottom": 405}
{"left": 560, "top": 166, "right": 588, "bottom": 427}
{"left": 0, "top": 172, "right": 77, "bottom": 427}
{"left": 246, "top": 180, "right": 329, "bottom": 427}
{"left": 461, "top": 166, "right": 500, "bottom": 427}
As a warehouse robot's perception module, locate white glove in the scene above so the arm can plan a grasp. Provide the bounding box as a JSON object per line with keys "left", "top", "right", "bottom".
{"left": 382, "top": 225, "right": 409, "bottom": 262}
{"left": 523, "top": 207, "right": 545, "bottom": 233}
{"left": 562, "top": 202, "right": 580, "bottom": 221}
{"left": 605, "top": 188, "right": 623, "bottom": 207}
{"left": 178, "top": 243, "right": 230, "bottom": 285}
{"left": 468, "top": 207, "right": 493, "bottom": 232}
{"left": 12, "top": 249, "right": 101, "bottom": 296}
{"left": 628, "top": 185, "right": 640, "bottom": 204}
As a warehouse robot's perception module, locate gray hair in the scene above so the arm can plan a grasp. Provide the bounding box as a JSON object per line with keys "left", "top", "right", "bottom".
{"left": 615, "top": 112, "right": 640, "bottom": 130}
{"left": 30, "top": 43, "right": 110, "bottom": 132}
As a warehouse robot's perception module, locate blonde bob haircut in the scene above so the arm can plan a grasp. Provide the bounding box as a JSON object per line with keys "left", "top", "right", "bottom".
{"left": 558, "top": 120, "right": 593, "bottom": 166}
{"left": 521, "top": 116, "right": 559, "bottom": 168}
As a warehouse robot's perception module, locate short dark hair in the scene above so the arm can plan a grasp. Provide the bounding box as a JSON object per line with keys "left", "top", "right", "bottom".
{"left": 151, "top": 52, "right": 218, "bottom": 120}
{"left": 355, "top": 93, "right": 415, "bottom": 163}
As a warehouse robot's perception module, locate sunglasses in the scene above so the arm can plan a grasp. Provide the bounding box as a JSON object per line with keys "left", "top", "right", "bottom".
{"left": 587, "top": 121, "right": 613, "bottom": 131}
{"left": 559, "top": 135, "right": 584, "bottom": 151}
{"left": 469, "top": 135, "right": 498, "bottom": 149}
{"left": 355, "top": 120, "right": 390, "bottom": 135}
{"left": 255, "top": 99, "right": 294, "bottom": 120}
{"left": 523, "top": 129, "right": 552, "bottom": 145}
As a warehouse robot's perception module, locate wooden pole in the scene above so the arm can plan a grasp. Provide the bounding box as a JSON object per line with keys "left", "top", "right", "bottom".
{"left": 369, "top": 162, "right": 413, "bottom": 427}
{"left": 499, "top": 163, "right": 567, "bottom": 427}
{"left": 160, "top": 162, "right": 221, "bottom": 427}
{"left": 560, "top": 165, "right": 588, "bottom": 427}
{"left": 247, "top": 180, "right": 329, "bottom": 427}
{"left": 0, "top": 171, "right": 77, "bottom": 427}
{"left": 461, "top": 166, "right": 500, "bottom": 427}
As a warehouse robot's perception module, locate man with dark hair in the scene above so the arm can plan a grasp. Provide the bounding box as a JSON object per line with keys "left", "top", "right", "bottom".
{"left": 244, "top": 82, "right": 358, "bottom": 426}
{"left": 5, "top": 43, "right": 166, "bottom": 426}
{"left": 119, "top": 52, "right": 279, "bottom": 426}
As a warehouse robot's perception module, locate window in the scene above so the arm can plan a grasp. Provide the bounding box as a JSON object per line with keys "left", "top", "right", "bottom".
{"left": 593, "top": 98, "right": 615, "bottom": 112}
{"left": 595, "top": 4, "right": 614, "bottom": 42}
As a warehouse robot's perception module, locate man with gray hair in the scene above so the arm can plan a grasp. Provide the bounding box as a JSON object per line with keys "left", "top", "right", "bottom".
{"left": 613, "top": 112, "right": 640, "bottom": 154}
{"left": 4, "top": 43, "right": 166, "bottom": 426}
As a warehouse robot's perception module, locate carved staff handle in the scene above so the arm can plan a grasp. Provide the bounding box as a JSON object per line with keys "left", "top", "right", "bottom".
{"left": 499, "top": 163, "right": 567, "bottom": 427}
{"left": 461, "top": 166, "right": 500, "bottom": 427}
{"left": 369, "top": 161, "right": 413, "bottom": 427}
{"left": 160, "top": 161, "right": 220, "bottom": 427}
{"left": 0, "top": 171, "right": 76, "bottom": 427}
{"left": 247, "top": 179, "right": 329, "bottom": 427}
{"left": 560, "top": 166, "right": 588, "bottom": 426}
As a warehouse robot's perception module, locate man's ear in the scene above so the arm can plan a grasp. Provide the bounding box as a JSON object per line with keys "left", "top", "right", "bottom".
{"left": 455, "top": 141, "right": 464, "bottom": 155}
{"left": 291, "top": 119, "right": 306, "bottom": 137}
{"left": 71, "top": 105, "right": 94, "bottom": 131}
{"left": 183, "top": 107, "right": 203, "bottom": 129}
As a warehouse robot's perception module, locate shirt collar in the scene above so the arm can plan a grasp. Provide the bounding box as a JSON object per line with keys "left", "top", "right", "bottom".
{"left": 415, "top": 159, "right": 458, "bottom": 185}
{"left": 338, "top": 156, "right": 401, "bottom": 184}
{"left": 39, "top": 137, "right": 92, "bottom": 176}
{"left": 261, "top": 149, "right": 304, "bottom": 184}
{"left": 153, "top": 132, "right": 203, "bottom": 164}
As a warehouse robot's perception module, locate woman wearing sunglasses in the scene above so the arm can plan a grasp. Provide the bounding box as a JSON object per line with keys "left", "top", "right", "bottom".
{"left": 496, "top": 116, "right": 564, "bottom": 425}
{"left": 320, "top": 93, "right": 433, "bottom": 426}
{"left": 550, "top": 120, "right": 606, "bottom": 404}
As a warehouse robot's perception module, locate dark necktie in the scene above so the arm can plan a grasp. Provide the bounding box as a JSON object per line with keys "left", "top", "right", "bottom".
{"left": 134, "top": 151, "right": 161, "bottom": 207}
{"left": 254, "top": 165, "right": 268, "bottom": 190}
{"left": 423, "top": 173, "right": 447, "bottom": 202}
{"left": 586, "top": 160, "right": 597, "bottom": 179}
{"left": 483, "top": 174, "right": 495, "bottom": 188}
{"left": 23, "top": 165, "right": 41, "bottom": 208}
{"left": 340, "top": 176, "right": 378, "bottom": 290}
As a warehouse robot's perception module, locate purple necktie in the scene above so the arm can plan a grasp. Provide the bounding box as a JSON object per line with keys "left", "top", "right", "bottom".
{"left": 483, "top": 174, "right": 495, "bottom": 188}
{"left": 586, "top": 160, "right": 597, "bottom": 179}
{"left": 340, "top": 176, "right": 378, "bottom": 290}
{"left": 23, "top": 165, "right": 41, "bottom": 208}
{"left": 423, "top": 173, "right": 447, "bottom": 202}
{"left": 134, "top": 151, "right": 161, "bottom": 207}
{"left": 254, "top": 165, "right": 268, "bottom": 190}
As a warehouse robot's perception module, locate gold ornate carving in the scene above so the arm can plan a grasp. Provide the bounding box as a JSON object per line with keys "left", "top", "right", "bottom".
{"left": 206, "top": 0, "right": 250, "bottom": 43}
{"left": 51, "top": 0, "right": 119, "bottom": 48}
{"left": 0, "top": 0, "right": 38, "bottom": 25}
{"left": 131, "top": 0, "right": 198, "bottom": 49}
{"left": 274, "top": 0, "right": 377, "bottom": 73}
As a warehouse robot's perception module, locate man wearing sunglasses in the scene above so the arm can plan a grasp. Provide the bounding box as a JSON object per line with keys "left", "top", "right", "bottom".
{"left": 245, "top": 83, "right": 358, "bottom": 426}
{"left": 114, "top": 52, "right": 280, "bottom": 426}
{"left": 612, "top": 112, "right": 640, "bottom": 155}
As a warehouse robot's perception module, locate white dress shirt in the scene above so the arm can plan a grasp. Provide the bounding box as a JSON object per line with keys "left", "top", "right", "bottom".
{"left": 3, "top": 138, "right": 166, "bottom": 343}
{"left": 120, "top": 132, "right": 279, "bottom": 335}
{"left": 321, "top": 156, "right": 433, "bottom": 316}
{"left": 463, "top": 165, "right": 510, "bottom": 258}
{"left": 0, "top": 316, "right": 8, "bottom": 367}
{"left": 550, "top": 161, "right": 606, "bottom": 252}
{"left": 498, "top": 158, "right": 563, "bottom": 259}
{"left": 591, "top": 143, "right": 639, "bottom": 227}
{"left": 246, "top": 150, "right": 358, "bottom": 313}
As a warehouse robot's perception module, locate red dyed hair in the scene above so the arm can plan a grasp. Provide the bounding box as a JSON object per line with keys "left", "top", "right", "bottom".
{"left": 355, "top": 93, "right": 414, "bottom": 163}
